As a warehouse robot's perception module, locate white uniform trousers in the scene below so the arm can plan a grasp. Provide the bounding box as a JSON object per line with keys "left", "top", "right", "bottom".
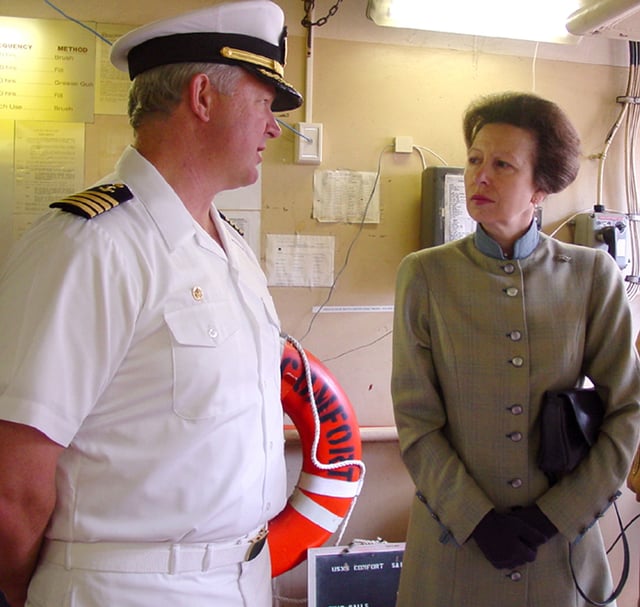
{"left": 26, "top": 538, "right": 272, "bottom": 607}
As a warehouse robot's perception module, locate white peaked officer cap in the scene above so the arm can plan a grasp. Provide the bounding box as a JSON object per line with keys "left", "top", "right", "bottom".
{"left": 110, "top": 0, "right": 303, "bottom": 112}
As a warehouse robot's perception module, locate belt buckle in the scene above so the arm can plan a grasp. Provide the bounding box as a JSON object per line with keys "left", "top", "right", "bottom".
{"left": 245, "top": 527, "right": 268, "bottom": 562}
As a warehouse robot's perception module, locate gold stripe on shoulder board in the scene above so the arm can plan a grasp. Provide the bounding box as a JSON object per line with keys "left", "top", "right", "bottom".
{"left": 219, "top": 211, "right": 245, "bottom": 237}
{"left": 50, "top": 183, "right": 133, "bottom": 219}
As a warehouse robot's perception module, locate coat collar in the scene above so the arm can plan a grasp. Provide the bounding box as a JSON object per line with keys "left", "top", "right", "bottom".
{"left": 474, "top": 220, "right": 540, "bottom": 260}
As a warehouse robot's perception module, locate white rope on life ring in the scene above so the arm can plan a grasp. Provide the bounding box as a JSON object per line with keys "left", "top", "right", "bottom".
{"left": 269, "top": 335, "right": 366, "bottom": 577}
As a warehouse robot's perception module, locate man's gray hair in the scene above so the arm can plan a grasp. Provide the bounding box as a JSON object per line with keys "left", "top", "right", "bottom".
{"left": 128, "top": 63, "right": 244, "bottom": 129}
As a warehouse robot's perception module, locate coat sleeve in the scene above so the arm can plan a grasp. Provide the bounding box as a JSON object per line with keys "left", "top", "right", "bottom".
{"left": 391, "top": 252, "right": 494, "bottom": 545}
{"left": 537, "top": 249, "right": 640, "bottom": 540}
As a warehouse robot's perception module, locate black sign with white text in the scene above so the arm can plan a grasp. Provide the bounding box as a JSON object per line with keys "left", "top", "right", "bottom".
{"left": 308, "top": 543, "right": 405, "bottom": 607}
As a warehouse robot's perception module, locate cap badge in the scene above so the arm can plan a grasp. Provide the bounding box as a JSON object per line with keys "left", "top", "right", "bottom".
{"left": 220, "top": 47, "right": 284, "bottom": 77}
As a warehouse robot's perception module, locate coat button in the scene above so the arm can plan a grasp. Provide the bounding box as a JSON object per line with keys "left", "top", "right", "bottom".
{"left": 508, "top": 571, "right": 522, "bottom": 582}
{"left": 507, "top": 432, "right": 523, "bottom": 442}
{"left": 502, "top": 264, "right": 515, "bottom": 274}
{"left": 510, "top": 356, "right": 524, "bottom": 367}
{"left": 508, "top": 404, "right": 523, "bottom": 415}
{"left": 509, "top": 478, "right": 523, "bottom": 488}
{"left": 508, "top": 330, "right": 522, "bottom": 341}
{"left": 505, "top": 287, "right": 519, "bottom": 297}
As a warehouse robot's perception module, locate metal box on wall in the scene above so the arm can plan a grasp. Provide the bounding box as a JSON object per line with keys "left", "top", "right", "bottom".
{"left": 420, "top": 166, "right": 473, "bottom": 248}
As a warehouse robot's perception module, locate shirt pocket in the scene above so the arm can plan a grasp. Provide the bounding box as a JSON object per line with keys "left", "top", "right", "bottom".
{"left": 164, "top": 303, "right": 241, "bottom": 421}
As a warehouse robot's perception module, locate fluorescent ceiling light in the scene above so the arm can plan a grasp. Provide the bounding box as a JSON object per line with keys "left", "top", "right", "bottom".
{"left": 566, "top": 0, "right": 640, "bottom": 36}
{"left": 366, "top": 0, "right": 583, "bottom": 44}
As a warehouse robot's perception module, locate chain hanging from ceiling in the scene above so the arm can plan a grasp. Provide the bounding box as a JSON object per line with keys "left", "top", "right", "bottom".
{"left": 302, "top": 0, "right": 344, "bottom": 28}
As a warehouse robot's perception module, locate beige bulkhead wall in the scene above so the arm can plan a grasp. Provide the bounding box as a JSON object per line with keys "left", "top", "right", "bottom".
{"left": 2, "top": 0, "right": 640, "bottom": 602}
{"left": 264, "top": 30, "right": 640, "bottom": 605}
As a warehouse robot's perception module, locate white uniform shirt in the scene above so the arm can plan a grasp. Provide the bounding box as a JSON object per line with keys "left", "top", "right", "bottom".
{"left": 0, "top": 146, "right": 286, "bottom": 543}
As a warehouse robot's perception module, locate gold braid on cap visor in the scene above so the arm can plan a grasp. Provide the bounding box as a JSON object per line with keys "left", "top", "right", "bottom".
{"left": 220, "top": 46, "right": 284, "bottom": 77}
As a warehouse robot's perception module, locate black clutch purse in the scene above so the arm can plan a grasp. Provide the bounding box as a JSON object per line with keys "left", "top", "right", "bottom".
{"left": 538, "top": 387, "right": 629, "bottom": 606}
{"left": 537, "top": 387, "right": 604, "bottom": 486}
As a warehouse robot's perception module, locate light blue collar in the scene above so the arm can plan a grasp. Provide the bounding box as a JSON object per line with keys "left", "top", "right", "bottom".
{"left": 474, "top": 221, "right": 539, "bottom": 260}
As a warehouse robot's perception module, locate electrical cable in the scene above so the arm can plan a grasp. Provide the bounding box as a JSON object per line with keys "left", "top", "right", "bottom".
{"left": 413, "top": 145, "right": 449, "bottom": 167}
{"left": 298, "top": 141, "right": 449, "bottom": 356}
{"left": 298, "top": 145, "right": 391, "bottom": 342}
{"left": 321, "top": 329, "right": 392, "bottom": 362}
{"left": 620, "top": 40, "right": 640, "bottom": 300}
{"left": 276, "top": 119, "right": 312, "bottom": 142}
{"left": 43, "top": 0, "right": 113, "bottom": 46}
{"left": 596, "top": 93, "right": 628, "bottom": 211}
{"left": 622, "top": 40, "right": 640, "bottom": 300}
{"left": 591, "top": 39, "right": 640, "bottom": 300}
{"left": 548, "top": 208, "right": 596, "bottom": 238}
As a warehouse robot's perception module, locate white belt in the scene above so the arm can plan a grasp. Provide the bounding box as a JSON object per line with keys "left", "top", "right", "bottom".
{"left": 40, "top": 528, "right": 268, "bottom": 574}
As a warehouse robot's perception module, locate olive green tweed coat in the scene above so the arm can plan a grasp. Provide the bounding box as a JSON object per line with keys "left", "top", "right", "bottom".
{"left": 391, "top": 233, "right": 640, "bottom": 607}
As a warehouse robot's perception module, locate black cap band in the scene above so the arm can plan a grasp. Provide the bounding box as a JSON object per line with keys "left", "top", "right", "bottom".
{"left": 127, "top": 31, "right": 284, "bottom": 79}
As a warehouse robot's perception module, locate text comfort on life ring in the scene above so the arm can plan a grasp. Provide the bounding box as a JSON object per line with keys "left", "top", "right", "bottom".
{"left": 269, "top": 339, "right": 363, "bottom": 577}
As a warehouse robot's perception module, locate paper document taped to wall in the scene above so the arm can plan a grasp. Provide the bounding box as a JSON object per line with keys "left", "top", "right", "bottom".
{"left": 266, "top": 234, "right": 334, "bottom": 287}
{"left": 313, "top": 169, "right": 380, "bottom": 223}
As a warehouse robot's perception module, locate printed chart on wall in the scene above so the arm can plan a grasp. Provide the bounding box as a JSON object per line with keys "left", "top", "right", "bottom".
{"left": 265, "top": 234, "right": 335, "bottom": 287}
{"left": 94, "top": 23, "right": 134, "bottom": 116}
{"left": 443, "top": 172, "right": 474, "bottom": 242}
{"left": 312, "top": 170, "right": 380, "bottom": 224}
{"left": 0, "top": 16, "right": 96, "bottom": 122}
{"left": 13, "top": 121, "right": 84, "bottom": 241}
{"left": 0, "top": 120, "right": 14, "bottom": 265}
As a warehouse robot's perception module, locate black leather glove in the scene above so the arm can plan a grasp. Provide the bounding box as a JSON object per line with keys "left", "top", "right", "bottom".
{"left": 510, "top": 504, "right": 558, "bottom": 546}
{"left": 472, "top": 509, "right": 546, "bottom": 569}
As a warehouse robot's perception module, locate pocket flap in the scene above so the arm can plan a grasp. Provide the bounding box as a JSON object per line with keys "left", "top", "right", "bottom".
{"left": 164, "top": 303, "right": 238, "bottom": 347}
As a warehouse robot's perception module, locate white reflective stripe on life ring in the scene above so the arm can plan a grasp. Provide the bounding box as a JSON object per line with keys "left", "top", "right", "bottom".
{"left": 289, "top": 488, "right": 344, "bottom": 532}
{"left": 298, "top": 472, "right": 361, "bottom": 498}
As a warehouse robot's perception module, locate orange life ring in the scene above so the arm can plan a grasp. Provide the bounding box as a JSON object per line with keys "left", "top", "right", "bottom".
{"left": 269, "top": 338, "right": 364, "bottom": 577}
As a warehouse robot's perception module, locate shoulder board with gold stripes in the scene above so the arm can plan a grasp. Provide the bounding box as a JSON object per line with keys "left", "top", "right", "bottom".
{"left": 50, "top": 183, "right": 133, "bottom": 219}
{"left": 219, "top": 211, "right": 245, "bottom": 236}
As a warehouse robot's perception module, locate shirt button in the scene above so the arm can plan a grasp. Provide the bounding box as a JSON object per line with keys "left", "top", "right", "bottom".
{"left": 508, "top": 571, "right": 522, "bottom": 582}
{"left": 509, "top": 478, "right": 523, "bottom": 488}
{"left": 507, "top": 432, "right": 523, "bottom": 442}
{"left": 192, "top": 286, "right": 204, "bottom": 301}
{"left": 208, "top": 328, "right": 218, "bottom": 339}
{"left": 510, "top": 356, "right": 524, "bottom": 367}
{"left": 503, "top": 264, "right": 515, "bottom": 274}
{"left": 508, "top": 404, "right": 524, "bottom": 415}
{"left": 508, "top": 330, "right": 522, "bottom": 341}
{"left": 505, "top": 287, "right": 519, "bottom": 297}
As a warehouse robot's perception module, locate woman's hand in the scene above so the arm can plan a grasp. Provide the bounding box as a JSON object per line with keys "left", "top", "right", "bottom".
{"left": 471, "top": 509, "right": 546, "bottom": 569}
{"left": 510, "top": 504, "right": 558, "bottom": 542}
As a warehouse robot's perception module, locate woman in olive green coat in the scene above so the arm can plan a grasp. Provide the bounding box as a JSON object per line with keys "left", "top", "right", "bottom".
{"left": 391, "top": 92, "right": 640, "bottom": 607}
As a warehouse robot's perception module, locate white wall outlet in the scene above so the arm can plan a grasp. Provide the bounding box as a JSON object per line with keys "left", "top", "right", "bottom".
{"left": 295, "top": 122, "right": 323, "bottom": 165}
{"left": 394, "top": 136, "right": 413, "bottom": 153}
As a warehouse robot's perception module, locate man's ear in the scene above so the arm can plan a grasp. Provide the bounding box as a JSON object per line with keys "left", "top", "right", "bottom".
{"left": 531, "top": 190, "right": 547, "bottom": 206}
{"left": 188, "top": 73, "right": 215, "bottom": 122}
